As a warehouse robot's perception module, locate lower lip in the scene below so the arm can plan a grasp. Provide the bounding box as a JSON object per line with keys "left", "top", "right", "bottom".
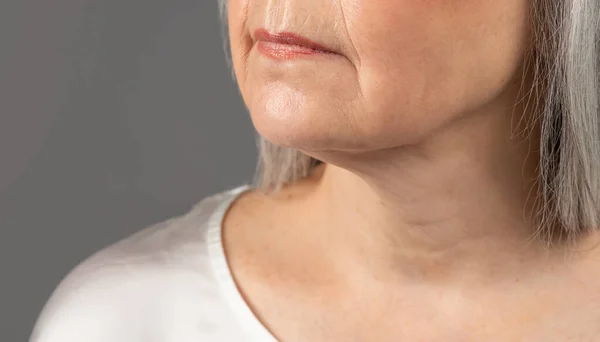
{"left": 256, "top": 41, "right": 334, "bottom": 60}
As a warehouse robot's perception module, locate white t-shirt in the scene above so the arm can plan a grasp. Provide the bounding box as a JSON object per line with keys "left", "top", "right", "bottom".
{"left": 30, "top": 185, "right": 278, "bottom": 342}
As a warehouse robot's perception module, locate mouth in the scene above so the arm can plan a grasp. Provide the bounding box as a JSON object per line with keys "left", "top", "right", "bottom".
{"left": 253, "top": 28, "right": 340, "bottom": 60}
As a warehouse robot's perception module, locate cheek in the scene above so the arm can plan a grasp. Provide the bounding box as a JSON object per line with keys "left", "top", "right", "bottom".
{"left": 342, "top": 0, "right": 530, "bottom": 136}
{"left": 227, "top": 0, "right": 248, "bottom": 33}
{"left": 227, "top": 0, "right": 252, "bottom": 88}
{"left": 342, "top": 1, "right": 447, "bottom": 133}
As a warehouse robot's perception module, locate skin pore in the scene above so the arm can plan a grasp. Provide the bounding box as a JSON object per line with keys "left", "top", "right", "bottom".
{"left": 223, "top": 0, "right": 600, "bottom": 340}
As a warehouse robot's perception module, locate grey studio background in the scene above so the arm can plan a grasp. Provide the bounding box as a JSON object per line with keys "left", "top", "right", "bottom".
{"left": 1, "top": 1, "right": 257, "bottom": 340}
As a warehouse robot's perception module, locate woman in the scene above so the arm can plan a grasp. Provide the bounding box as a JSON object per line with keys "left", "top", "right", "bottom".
{"left": 31, "top": 0, "right": 600, "bottom": 341}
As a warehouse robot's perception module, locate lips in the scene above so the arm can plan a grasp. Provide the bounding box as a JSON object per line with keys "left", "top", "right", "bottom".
{"left": 253, "top": 28, "right": 339, "bottom": 59}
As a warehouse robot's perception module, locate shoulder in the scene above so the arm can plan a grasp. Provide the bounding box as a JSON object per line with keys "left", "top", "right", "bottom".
{"left": 30, "top": 186, "right": 250, "bottom": 342}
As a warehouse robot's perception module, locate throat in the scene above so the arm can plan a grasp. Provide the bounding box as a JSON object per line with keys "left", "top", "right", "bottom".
{"left": 300, "top": 163, "right": 567, "bottom": 285}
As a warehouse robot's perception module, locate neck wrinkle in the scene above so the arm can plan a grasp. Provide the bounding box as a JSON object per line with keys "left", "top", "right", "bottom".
{"left": 307, "top": 107, "right": 549, "bottom": 284}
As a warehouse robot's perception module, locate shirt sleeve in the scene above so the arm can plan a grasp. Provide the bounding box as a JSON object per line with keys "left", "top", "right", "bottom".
{"left": 29, "top": 261, "right": 152, "bottom": 342}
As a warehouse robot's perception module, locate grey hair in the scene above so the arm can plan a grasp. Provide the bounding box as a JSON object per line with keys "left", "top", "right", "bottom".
{"left": 530, "top": 0, "right": 600, "bottom": 241}
{"left": 217, "top": 0, "right": 600, "bottom": 240}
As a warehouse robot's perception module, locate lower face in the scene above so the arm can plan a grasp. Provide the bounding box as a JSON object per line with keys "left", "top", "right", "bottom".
{"left": 227, "top": 0, "right": 531, "bottom": 153}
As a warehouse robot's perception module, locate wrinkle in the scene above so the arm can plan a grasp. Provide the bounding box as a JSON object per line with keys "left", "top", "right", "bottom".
{"left": 344, "top": 105, "right": 361, "bottom": 150}
{"left": 336, "top": 0, "right": 365, "bottom": 101}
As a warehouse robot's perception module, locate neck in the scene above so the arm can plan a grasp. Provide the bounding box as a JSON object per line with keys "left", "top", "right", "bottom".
{"left": 304, "top": 96, "right": 562, "bottom": 285}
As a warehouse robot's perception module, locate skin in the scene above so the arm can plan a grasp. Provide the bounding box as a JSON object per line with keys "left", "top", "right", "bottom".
{"left": 224, "top": 0, "right": 600, "bottom": 340}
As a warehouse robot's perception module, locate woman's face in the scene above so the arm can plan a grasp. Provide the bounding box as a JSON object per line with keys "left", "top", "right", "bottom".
{"left": 228, "top": 0, "right": 531, "bottom": 152}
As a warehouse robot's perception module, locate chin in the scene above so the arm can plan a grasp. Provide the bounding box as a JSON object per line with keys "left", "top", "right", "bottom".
{"left": 251, "top": 114, "right": 399, "bottom": 156}
{"left": 246, "top": 81, "right": 348, "bottom": 150}
{"left": 250, "top": 108, "right": 334, "bottom": 151}
{"left": 241, "top": 67, "right": 437, "bottom": 153}
{"left": 248, "top": 101, "right": 419, "bottom": 156}
{"left": 248, "top": 96, "right": 421, "bottom": 155}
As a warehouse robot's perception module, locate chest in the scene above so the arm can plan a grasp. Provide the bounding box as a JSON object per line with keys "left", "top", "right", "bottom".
{"left": 243, "top": 282, "right": 600, "bottom": 342}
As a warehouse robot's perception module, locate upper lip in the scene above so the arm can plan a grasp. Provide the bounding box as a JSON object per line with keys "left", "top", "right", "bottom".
{"left": 253, "top": 28, "right": 339, "bottom": 54}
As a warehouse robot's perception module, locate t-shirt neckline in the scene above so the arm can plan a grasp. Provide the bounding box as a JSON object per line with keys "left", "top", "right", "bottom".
{"left": 205, "top": 185, "right": 279, "bottom": 342}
